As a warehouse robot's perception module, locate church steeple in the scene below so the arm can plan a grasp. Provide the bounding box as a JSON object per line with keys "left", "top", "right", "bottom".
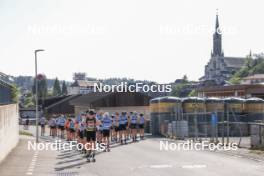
{"left": 212, "top": 9, "right": 223, "bottom": 57}
{"left": 215, "top": 9, "right": 219, "bottom": 30}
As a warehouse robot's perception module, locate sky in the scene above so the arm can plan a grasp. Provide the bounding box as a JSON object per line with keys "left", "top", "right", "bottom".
{"left": 1, "top": 0, "right": 264, "bottom": 83}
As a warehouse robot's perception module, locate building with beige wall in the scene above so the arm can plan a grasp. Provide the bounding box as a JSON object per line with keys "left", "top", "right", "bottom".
{"left": 197, "top": 84, "right": 264, "bottom": 99}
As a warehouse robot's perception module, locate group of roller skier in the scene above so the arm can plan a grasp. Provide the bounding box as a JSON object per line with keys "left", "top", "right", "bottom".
{"left": 40, "top": 110, "right": 145, "bottom": 162}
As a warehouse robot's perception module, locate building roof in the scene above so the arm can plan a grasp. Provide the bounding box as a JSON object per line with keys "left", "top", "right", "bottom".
{"left": 69, "top": 92, "right": 112, "bottom": 106}
{"left": 223, "top": 57, "right": 245, "bottom": 68}
{"left": 69, "top": 92, "right": 151, "bottom": 107}
{"left": 242, "top": 74, "right": 264, "bottom": 80}
{"left": 45, "top": 94, "right": 81, "bottom": 110}
{"left": 0, "top": 72, "right": 13, "bottom": 88}
{"left": 70, "top": 80, "right": 98, "bottom": 87}
{"left": 198, "top": 84, "right": 264, "bottom": 93}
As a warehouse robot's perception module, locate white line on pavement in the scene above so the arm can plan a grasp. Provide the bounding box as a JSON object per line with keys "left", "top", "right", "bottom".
{"left": 25, "top": 151, "right": 39, "bottom": 175}
{"left": 181, "top": 164, "right": 207, "bottom": 169}
{"left": 149, "top": 164, "right": 173, "bottom": 169}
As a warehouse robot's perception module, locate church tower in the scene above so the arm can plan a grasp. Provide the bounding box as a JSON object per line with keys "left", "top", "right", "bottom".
{"left": 203, "top": 11, "right": 246, "bottom": 85}
{"left": 212, "top": 11, "right": 224, "bottom": 57}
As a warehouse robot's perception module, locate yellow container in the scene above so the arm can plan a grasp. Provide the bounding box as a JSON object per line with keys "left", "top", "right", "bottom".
{"left": 224, "top": 97, "right": 244, "bottom": 113}
{"left": 182, "top": 97, "right": 205, "bottom": 113}
{"left": 244, "top": 98, "right": 264, "bottom": 113}
{"left": 205, "top": 97, "right": 224, "bottom": 112}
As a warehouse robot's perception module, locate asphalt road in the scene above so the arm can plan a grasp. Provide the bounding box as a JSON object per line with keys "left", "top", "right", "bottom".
{"left": 2, "top": 126, "right": 263, "bottom": 176}
{"left": 53, "top": 138, "right": 264, "bottom": 176}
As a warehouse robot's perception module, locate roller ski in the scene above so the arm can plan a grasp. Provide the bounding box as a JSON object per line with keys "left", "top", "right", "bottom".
{"left": 104, "top": 146, "right": 110, "bottom": 152}
{"left": 104, "top": 144, "right": 110, "bottom": 152}
{"left": 86, "top": 151, "right": 96, "bottom": 162}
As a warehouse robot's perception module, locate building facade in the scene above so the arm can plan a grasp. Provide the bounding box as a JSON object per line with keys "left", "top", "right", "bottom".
{"left": 197, "top": 84, "right": 264, "bottom": 99}
{"left": 202, "top": 13, "right": 246, "bottom": 85}
{"left": 0, "top": 72, "right": 12, "bottom": 104}
{"left": 241, "top": 74, "right": 264, "bottom": 85}
{"left": 68, "top": 73, "right": 99, "bottom": 95}
{"left": 68, "top": 80, "right": 98, "bottom": 95}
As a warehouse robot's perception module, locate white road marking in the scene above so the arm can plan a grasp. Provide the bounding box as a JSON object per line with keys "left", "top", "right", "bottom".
{"left": 27, "top": 168, "right": 34, "bottom": 171}
{"left": 149, "top": 164, "right": 173, "bottom": 169}
{"left": 25, "top": 151, "right": 39, "bottom": 175}
{"left": 182, "top": 164, "right": 207, "bottom": 169}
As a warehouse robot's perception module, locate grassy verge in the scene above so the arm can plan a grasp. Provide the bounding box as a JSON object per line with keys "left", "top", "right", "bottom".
{"left": 19, "top": 130, "right": 33, "bottom": 136}
{"left": 250, "top": 146, "right": 264, "bottom": 154}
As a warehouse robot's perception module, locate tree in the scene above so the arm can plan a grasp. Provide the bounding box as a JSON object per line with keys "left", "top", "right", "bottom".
{"left": 182, "top": 75, "right": 188, "bottom": 83}
{"left": 11, "top": 85, "right": 19, "bottom": 103}
{"left": 188, "top": 89, "right": 198, "bottom": 97}
{"left": 61, "top": 81, "right": 68, "bottom": 95}
{"left": 229, "top": 76, "right": 241, "bottom": 85}
{"left": 53, "top": 78, "right": 61, "bottom": 96}
{"left": 23, "top": 93, "right": 34, "bottom": 107}
{"left": 229, "top": 53, "right": 264, "bottom": 84}
{"left": 32, "top": 75, "right": 48, "bottom": 100}
{"left": 170, "top": 84, "right": 186, "bottom": 97}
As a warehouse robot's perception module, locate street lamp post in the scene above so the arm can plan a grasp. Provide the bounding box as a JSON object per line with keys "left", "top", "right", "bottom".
{"left": 35, "top": 49, "right": 44, "bottom": 143}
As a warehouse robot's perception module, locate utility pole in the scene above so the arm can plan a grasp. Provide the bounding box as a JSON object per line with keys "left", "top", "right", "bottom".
{"left": 35, "top": 49, "right": 44, "bottom": 143}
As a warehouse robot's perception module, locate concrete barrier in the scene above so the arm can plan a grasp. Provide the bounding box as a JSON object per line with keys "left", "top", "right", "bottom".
{"left": 0, "top": 104, "right": 19, "bottom": 163}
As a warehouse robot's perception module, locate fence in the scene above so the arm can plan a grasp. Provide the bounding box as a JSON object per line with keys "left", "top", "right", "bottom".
{"left": 250, "top": 123, "right": 264, "bottom": 149}
{"left": 157, "top": 110, "right": 264, "bottom": 149}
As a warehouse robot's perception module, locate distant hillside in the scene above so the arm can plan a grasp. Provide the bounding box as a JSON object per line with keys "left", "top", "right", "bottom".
{"left": 12, "top": 76, "right": 71, "bottom": 91}
{"left": 229, "top": 53, "right": 264, "bottom": 84}
{"left": 99, "top": 77, "right": 157, "bottom": 85}
{"left": 7, "top": 75, "right": 173, "bottom": 97}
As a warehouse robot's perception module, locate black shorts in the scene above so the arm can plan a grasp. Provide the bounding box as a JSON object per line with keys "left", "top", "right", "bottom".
{"left": 139, "top": 124, "right": 144, "bottom": 129}
{"left": 97, "top": 129, "right": 103, "bottom": 134}
{"left": 59, "top": 126, "right": 65, "bottom": 130}
{"left": 119, "top": 124, "right": 125, "bottom": 131}
{"left": 86, "top": 130, "right": 96, "bottom": 141}
{"left": 114, "top": 126, "right": 119, "bottom": 132}
{"left": 79, "top": 130, "right": 84, "bottom": 139}
{"left": 50, "top": 126, "right": 56, "bottom": 129}
{"left": 103, "top": 129, "right": 110, "bottom": 137}
{"left": 130, "top": 124, "right": 137, "bottom": 129}
{"left": 69, "top": 128, "right": 75, "bottom": 133}
{"left": 41, "top": 124, "right": 45, "bottom": 128}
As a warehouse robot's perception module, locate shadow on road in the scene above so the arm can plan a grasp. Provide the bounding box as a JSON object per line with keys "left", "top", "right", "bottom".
{"left": 53, "top": 139, "right": 143, "bottom": 171}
